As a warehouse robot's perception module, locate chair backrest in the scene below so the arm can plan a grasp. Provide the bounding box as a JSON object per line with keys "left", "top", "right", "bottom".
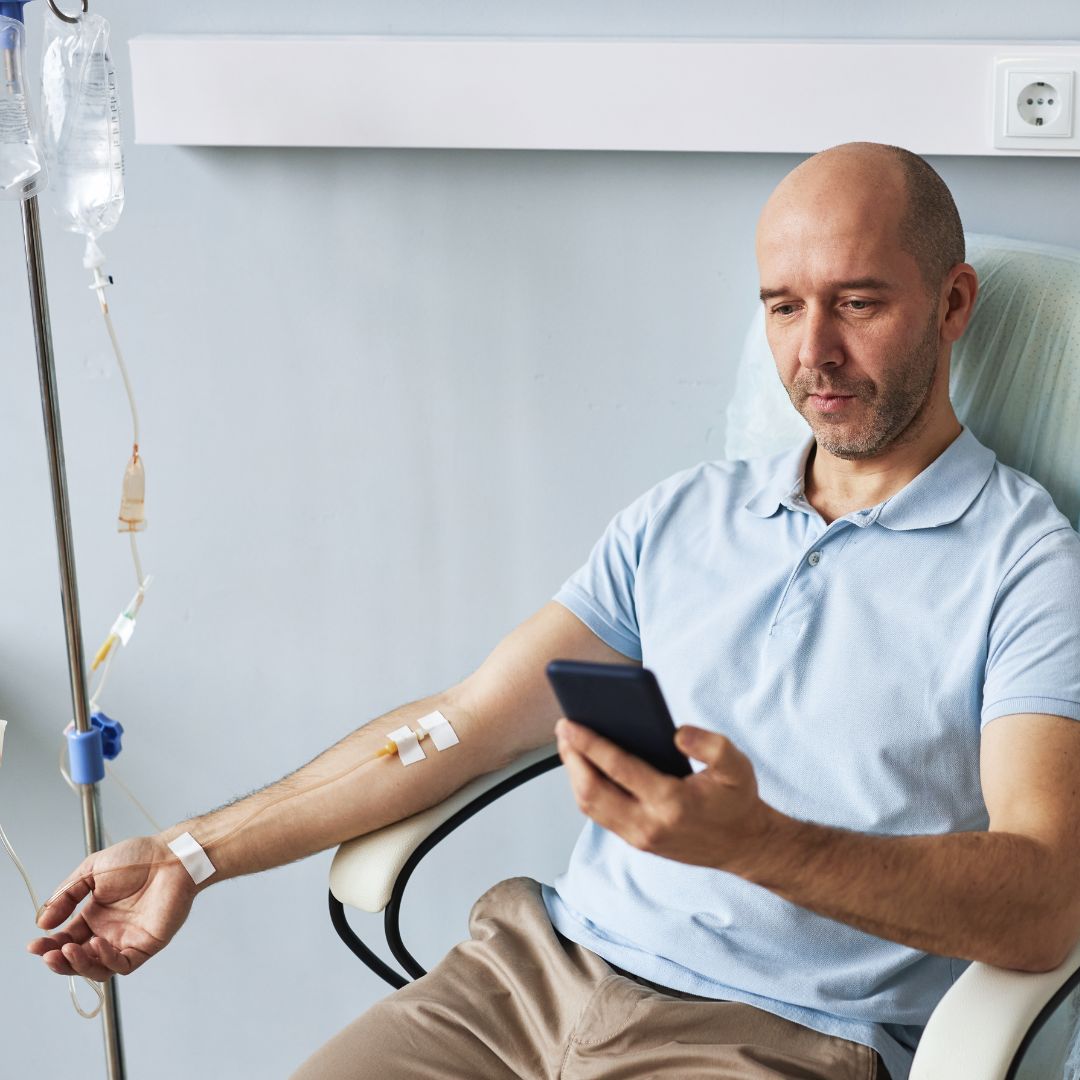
{"left": 724, "top": 233, "right": 1080, "bottom": 528}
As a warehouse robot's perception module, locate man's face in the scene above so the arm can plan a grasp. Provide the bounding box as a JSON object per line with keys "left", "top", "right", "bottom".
{"left": 756, "top": 178, "right": 945, "bottom": 460}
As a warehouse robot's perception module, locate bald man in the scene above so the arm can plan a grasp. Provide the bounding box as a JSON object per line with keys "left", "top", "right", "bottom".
{"left": 31, "top": 144, "right": 1080, "bottom": 1080}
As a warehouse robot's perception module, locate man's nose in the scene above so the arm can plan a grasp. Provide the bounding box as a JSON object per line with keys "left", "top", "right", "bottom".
{"left": 797, "top": 309, "right": 844, "bottom": 370}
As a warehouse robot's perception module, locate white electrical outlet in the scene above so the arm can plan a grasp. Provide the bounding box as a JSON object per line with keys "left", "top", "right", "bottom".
{"left": 994, "top": 59, "right": 1080, "bottom": 149}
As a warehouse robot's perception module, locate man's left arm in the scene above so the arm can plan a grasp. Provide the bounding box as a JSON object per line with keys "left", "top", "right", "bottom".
{"left": 556, "top": 710, "right": 1080, "bottom": 973}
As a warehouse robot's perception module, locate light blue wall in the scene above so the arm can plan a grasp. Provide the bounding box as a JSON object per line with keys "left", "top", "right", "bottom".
{"left": 2, "top": 2, "right": 1079, "bottom": 1077}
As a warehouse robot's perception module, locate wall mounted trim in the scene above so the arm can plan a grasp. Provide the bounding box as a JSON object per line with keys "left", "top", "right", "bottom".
{"left": 128, "top": 35, "right": 1080, "bottom": 155}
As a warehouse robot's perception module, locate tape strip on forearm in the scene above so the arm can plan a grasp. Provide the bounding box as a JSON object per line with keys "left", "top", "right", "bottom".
{"left": 386, "top": 710, "right": 460, "bottom": 766}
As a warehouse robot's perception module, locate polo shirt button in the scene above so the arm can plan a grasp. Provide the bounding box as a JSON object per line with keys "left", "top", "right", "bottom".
{"left": 808, "top": 551, "right": 822, "bottom": 566}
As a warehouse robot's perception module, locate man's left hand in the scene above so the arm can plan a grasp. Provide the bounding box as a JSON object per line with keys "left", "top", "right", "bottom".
{"left": 555, "top": 718, "right": 779, "bottom": 873}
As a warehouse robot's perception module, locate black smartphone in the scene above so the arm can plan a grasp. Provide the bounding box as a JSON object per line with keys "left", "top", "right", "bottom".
{"left": 546, "top": 659, "right": 692, "bottom": 778}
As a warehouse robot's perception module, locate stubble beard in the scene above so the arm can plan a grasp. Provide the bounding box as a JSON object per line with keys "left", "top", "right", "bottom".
{"left": 783, "top": 311, "right": 942, "bottom": 461}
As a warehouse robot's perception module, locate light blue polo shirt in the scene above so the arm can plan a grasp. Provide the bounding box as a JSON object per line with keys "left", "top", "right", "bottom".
{"left": 542, "top": 428, "right": 1080, "bottom": 1080}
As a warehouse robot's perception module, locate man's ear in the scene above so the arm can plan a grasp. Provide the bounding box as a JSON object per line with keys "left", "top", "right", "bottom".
{"left": 940, "top": 263, "right": 979, "bottom": 344}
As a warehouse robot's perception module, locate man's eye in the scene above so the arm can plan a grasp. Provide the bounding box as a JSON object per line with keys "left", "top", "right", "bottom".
{"left": 846, "top": 299, "right": 873, "bottom": 311}
{"left": 771, "top": 304, "right": 796, "bottom": 317}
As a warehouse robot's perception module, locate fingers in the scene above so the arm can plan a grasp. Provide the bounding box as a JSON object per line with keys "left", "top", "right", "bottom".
{"left": 87, "top": 933, "right": 138, "bottom": 976}
{"left": 556, "top": 719, "right": 675, "bottom": 800}
{"left": 558, "top": 734, "right": 637, "bottom": 829}
{"left": 28, "top": 914, "right": 89, "bottom": 974}
{"left": 28, "top": 926, "right": 81, "bottom": 957}
{"left": 31, "top": 932, "right": 139, "bottom": 980}
{"left": 58, "top": 940, "right": 114, "bottom": 982}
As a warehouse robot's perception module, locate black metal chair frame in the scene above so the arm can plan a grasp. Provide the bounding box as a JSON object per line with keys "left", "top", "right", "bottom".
{"left": 328, "top": 752, "right": 563, "bottom": 990}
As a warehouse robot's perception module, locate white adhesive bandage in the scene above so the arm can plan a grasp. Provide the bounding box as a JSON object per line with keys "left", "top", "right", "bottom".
{"left": 167, "top": 831, "right": 216, "bottom": 885}
{"left": 417, "top": 710, "right": 460, "bottom": 751}
{"left": 387, "top": 725, "right": 427, "bottom": 766}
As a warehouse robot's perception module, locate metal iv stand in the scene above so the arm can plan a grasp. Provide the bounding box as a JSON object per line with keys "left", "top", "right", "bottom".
{"left": 23, "top": 194, "right": 127, "bottom": 1080}
{"left": 11, "top": 0, "right": 127, "bottom": 1076}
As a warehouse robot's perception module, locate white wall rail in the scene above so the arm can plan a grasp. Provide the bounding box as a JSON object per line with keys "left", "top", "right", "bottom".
{"left": 128, "top": 36, "right": 1080, "bottom": 155}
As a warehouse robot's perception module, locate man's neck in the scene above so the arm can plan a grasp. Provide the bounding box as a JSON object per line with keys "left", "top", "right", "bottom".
{"left": 804, "top": 415, "right": 963, "bottom": 525}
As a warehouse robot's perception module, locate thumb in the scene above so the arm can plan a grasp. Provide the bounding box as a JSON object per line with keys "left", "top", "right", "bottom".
{"left": 37, "top": 859, "right": 95, "bottom": 928}
{"left": 675, "top": 725, "right": 746, "bottom": 771}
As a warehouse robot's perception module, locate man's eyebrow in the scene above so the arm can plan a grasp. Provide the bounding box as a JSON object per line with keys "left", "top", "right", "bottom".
{"left": 758, "top": 278, "right": 894, "bottom": 303}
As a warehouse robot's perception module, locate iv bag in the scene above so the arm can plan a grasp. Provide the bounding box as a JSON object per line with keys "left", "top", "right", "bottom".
{"left": 40, "top": 11, "right": 124, "bottom": 240}
{"left": 0, "top": 15, "right": 46, "bottom": 201}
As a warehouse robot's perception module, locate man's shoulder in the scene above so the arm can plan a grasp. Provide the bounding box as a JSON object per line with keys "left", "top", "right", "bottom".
{"left": 633, "top": 451, "right": 787, "bottom": 520}
{"left": 980, "top": 458, "right": 1077, "bottom": 537}
{"left": 972, "top": 458, "right": 1080, "bottom": 574}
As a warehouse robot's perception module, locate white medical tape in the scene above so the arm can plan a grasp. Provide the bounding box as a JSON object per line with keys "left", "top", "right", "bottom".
{"left": 387, "top": 725, "right": 427, "bottom": 766}
{"left": 110, "top": 613, "right": 136, "bottom": 646}
{"left": 0, "top": 718, "right": 6, "bottom": 768}
{"left": 416, "top": 710, "right": 460, "bottom": 751}
{"left": 167, "top": 831, "right": 216, "bottom": 885}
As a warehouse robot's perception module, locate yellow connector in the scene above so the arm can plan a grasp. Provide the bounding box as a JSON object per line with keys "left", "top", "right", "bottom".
{"left": 91, "top": 635, "right": 118, "bottom": 671}
{"left": 375, "top": 729, "right": 430, "bottom": 758}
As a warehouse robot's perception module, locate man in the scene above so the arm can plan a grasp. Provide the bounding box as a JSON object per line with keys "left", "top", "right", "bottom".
{"left": 29, "top": 143, "right": 1080, "bottom": 1080}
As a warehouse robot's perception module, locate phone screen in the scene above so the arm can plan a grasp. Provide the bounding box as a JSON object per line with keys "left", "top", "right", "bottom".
{"left": 546, "top": 659, "right": 692, "bottom": 779}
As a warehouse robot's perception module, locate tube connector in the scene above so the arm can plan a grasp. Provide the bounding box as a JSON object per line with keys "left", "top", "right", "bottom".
{"left": 117, "top": 452, "right": 146, "bottom": 532}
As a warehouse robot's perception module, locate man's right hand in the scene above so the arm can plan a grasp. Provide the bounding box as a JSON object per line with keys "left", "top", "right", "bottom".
{"left": 26, "top": 835, "right": 197, "bottom": 980}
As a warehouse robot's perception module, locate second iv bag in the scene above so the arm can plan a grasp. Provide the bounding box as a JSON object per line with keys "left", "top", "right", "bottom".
{"left": 40, "top": 11, "right": 124, "bottom": 244}
{"left": 0, "top": 15, "right": 46, "bottom": 200}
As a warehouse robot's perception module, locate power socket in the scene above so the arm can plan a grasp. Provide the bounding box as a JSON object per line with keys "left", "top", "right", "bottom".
{"left": 994, "top": 59, "right": 1080, "bottom": 149}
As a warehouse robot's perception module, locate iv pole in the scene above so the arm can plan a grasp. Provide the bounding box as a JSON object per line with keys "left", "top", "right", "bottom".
{"left": 23, "top": 194, "right": 127, "bottom": 1080}
{"left": 8, "top": 0, "right": 127, "bottom": 1076}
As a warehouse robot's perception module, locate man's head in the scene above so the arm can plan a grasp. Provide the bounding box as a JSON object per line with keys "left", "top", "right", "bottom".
{"left": 756, "top": 142, "right": 975, "bottom": 461}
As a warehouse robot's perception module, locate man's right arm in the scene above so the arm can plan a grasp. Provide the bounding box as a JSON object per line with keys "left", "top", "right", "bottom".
{"left": 29, "top": 601, "right": 629, "bottom": 978}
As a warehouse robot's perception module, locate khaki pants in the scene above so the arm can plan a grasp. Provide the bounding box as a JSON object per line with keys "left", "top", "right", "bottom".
{"left": 293, "top": 877, "right": 888, "bottom": 1079}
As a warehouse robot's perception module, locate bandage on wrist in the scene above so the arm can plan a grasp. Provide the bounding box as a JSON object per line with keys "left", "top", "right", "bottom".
{"left": 167, "top": 831, "right": 216, "bottom": 885}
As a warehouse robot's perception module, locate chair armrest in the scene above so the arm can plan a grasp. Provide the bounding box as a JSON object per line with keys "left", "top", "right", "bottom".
{"left": 329, "top": 743, "right": 559, "bottom": 914}
{"left": 909, "top": 939, "right": 1080, "bottom": 1079}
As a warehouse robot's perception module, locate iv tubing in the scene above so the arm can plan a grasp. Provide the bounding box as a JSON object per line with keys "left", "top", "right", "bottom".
{"left": 2, "top": 819, "right": 105, "bottom": 1019}
{"left": 100, "top": 303, "right": 140, "bottom": 451}
{"left": 129, "top": 534, "right": 144, "bottom": 589}
{"left": 89, "top": 642, "right": 117, "bottom": 711}
{"left": 41, "top": 731, "right": 429, "bottom": 913}
{"left": 104, "top": 762, "right": 162, "bottom": 834}
{"left": 0, "top": 820, "right": 41, "bottom": 913}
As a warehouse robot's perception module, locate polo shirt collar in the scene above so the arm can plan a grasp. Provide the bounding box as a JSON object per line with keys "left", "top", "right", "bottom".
{"left": 875, "top": 427, "right": 996, "bottom": 530}
{"left": 742, "top": 427, "right": 997, "bottom": 531}
{"left": 743, "top": 438, "right": 816, "bottom": 519}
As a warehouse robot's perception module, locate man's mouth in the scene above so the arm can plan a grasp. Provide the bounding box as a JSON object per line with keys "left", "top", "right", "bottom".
{"left": 807, "top": 393, "right": 856, "bottom": 413}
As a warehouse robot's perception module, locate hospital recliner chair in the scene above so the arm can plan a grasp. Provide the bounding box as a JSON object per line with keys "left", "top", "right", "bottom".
{"left": 328, "top": 235, "right": 1080, "bottom": 1080}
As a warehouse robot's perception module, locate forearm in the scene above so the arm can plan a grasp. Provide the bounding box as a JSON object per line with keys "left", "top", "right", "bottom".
{"left": 743, "top": 814, "right": 1074, "bottom": 971}
{"left": 158, "top": 688, "right": 501, "bottom": 889}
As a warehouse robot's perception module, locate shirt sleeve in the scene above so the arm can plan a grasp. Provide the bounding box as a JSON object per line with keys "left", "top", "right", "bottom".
{"left": 982, "top": 526, "right": 1080, "bottom": 728}
{"left": 553, "top": 467, "right": 701, "bottom": 662}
